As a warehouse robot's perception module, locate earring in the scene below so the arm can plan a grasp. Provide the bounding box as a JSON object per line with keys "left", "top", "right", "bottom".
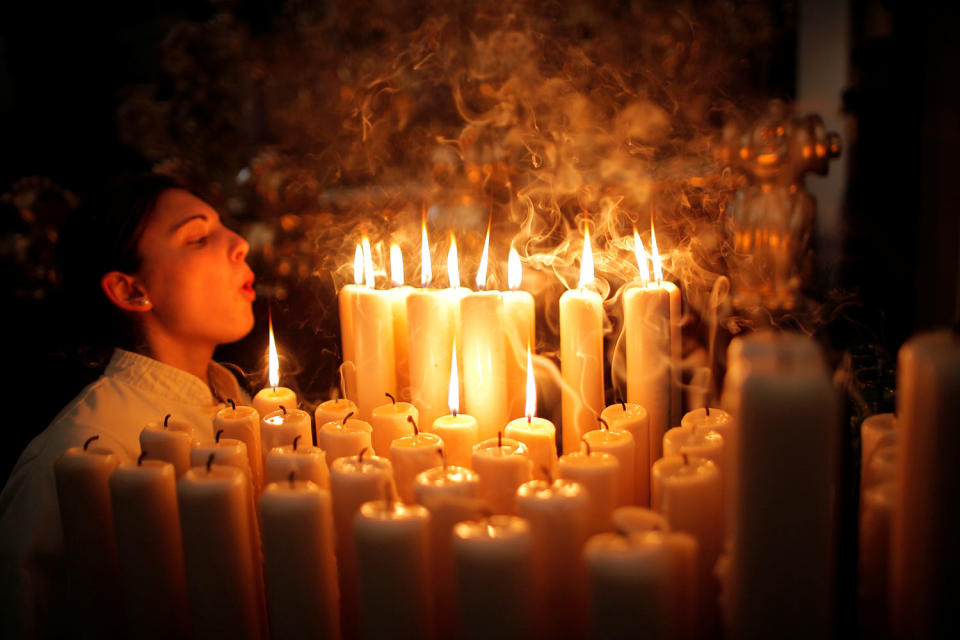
{"left": 134, "top": 297, "right": 151, "bottom": 306}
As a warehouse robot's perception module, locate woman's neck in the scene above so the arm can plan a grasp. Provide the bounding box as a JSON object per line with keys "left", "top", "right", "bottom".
{"left": 142, "top": 330, "right": 216, "bottom": 386}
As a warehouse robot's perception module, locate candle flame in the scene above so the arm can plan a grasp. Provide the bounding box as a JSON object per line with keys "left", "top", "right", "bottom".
{"left": 476, "top": 220, "right": 491, "bottom": 290}
{"left": 633, "top": 226, "right": 650, "bottom": 284}
{"left": 421, "top": 217, "right": 432, "bottom": 287}
{"left": 353, "top": 244, "right": 363, "bottom": 285}
{"left": 448, "top": 339, "right": 459, "bottom": 416}
{"left": 578, "top": 224, "right": 594, "bottom": 288}
{"left": 508, "top": 246, "right": 522, "bottom": 290}
{"left": 361, "top": 236, "right": 375, "bottom": 288}
{"left": 267, "top": 311, "right": 280, "bottom": 390}
{"left": 524, "top": 343, "right": 536, "bottom": 420}
{"left": 448, "top": 234, "right": 460, "bottom": 289}
{"left": 390, "top": 243, "right": 404, "bottom": 286}
{"left": 650, "top": 216, "right": 663, "bottom": 283}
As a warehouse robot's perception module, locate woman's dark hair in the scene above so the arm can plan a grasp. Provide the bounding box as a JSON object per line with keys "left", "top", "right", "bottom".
{"left": 56, "top": 173, "right": 184, "bottom": 366}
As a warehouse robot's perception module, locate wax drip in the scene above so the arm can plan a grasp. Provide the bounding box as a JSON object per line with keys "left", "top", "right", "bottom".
{"left": 137, "top": 451, "right": 147, "bottom": 466}
{"left": 83, "top": 435, "right": 99, "bottom": 451}
{"left": 385, "top": 392, "right": 396, "bottom": 405}
{"left": 293, "top": 435, "right": 301, "bottom": 451}
{"left": 215, "top": 429, "right": 224, "bottom": 443}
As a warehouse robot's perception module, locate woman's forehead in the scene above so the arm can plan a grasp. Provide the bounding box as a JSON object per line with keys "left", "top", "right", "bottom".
{"left": 149, "top": 188, "right": 219, "bottom": 232}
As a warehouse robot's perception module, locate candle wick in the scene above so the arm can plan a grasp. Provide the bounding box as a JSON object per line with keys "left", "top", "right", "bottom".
{"left": 137, "top": 451, "right": 147, "bottom": 466}
{"left": 385, "top": 392, "right": 396, "bottom": 405}
{"left": 582, "top": 435, "right": 592, "bottom": 457}
{"left": 598, "top": 416, "right": 610, "bottom": 431}
{"left": 407, "top": 414, "right": 419, "bottom": 436}
{"left": 215, "top": 429, "right": 224, "bottom": 443}
{"left": 288, "top": 470, "right": 295, "bottom": 488}
{"left": 293, "top": 435, "right": 301, "bottom": 451}
{"left": 163, "top": 414, "right": 171, "bottom": 428}
{"left": 541, "top": 465, "right": 553, "bottom": 485}
{"left": 383, "top": 479, "right": 394, "bottom": 511}
{"left": 498, "top": 431, "right": 502, "bottom": 449}
{"left": 682, "top": 452, "right": 689, "bottom": 466}
{"left": 621, "top": 400, "right": 626, "bottom": 412}
{"left": 527, "top": 415, "right": 532, "bottom": 425}
{"left": 438, "top": 447, "right": 446, "bottom": 473}
{"left": 83, "top": 435, "right": 99, "bottom": 451}
{"left": 358, "top": 446, "right": 368, "bottom": 464}
{"left": 705, "top": 406, "right": 711, "bottom": 417}
{"left": 279, "top": 405, "right": 287, "bottom": 415}
{"left": 452, "top": 408, "right": 458, "bottom": 418}
{"left": 227, "top": 398, "right": 236, "bottom": 411}
{"left": 342, "top": 411, "right": 354, "bottom": 426}
{"left": 206, "top": 452, "right": 215, "bottom": 472}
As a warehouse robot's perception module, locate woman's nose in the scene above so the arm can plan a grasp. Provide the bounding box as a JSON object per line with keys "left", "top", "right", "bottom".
{"left": 229, "top": 230, "right": 250, "bottom": 262}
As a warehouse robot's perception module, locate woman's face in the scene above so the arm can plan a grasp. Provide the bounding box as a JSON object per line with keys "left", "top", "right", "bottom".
{"left": 135, "top": 189, "right": 255, "bottom": 347}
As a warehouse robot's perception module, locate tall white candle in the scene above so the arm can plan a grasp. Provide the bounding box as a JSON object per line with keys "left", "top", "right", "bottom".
{"left": 139, "top": 415, "right": 195, "bottom": 478}
{"left": 503, "top": 246, "right": 536, "bottom": 420}
{"left": 214, "top": 402, "right": 263, "bottom": 493}
{"left": 471, "top": 435, "right": 532, "bottom": 515}
{"left": 370, "top": 395, "right": 417, "bottom": 460}
{"left": 600, "top": 402, "right": 650, "bottom": 506}
{"left": 559, "top": 226, "right": 605, "bottom": 454}
{"left": 337, "top": 244, "right": 364, "bottom": 403}
{"left": 389, "top": 243, "right": 413, "bottom": 400}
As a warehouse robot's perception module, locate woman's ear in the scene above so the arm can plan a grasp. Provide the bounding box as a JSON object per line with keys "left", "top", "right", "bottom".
{"left": 101, "top": 271, "right": 152, "bottom": 312}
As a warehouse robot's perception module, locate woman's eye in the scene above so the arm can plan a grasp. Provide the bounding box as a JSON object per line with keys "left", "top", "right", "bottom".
{"left": 189, "top": 236, "right": 209, "bottom": 246}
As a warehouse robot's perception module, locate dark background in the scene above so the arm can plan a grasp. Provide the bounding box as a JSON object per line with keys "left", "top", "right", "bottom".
{"left": 1, "top": 0, "right": 958, "bottom": 486}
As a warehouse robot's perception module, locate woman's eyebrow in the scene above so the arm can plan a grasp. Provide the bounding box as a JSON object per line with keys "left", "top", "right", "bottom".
{"left": 169, "top": 213, "right": 209, "bottom": 234}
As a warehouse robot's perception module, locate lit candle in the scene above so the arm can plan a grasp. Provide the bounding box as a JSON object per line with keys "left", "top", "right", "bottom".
{"left": 259, "top": 475, "right": 340, "bottom": 640}
{"left": 504, "top": 346, "right": 558, "bottom": 481}
{"left": 354, "top": 498, "right": 433, "bottom": 640}
{"left": 109, "top": 457, "right": 191, "bottom": 638}
{"left": 314, "top": 397, "right": 359, "bottom": 430}
{"left": 431, "top": 342, "right": 480, "bottom": 468}
{"left": 583, "top": 417, "right": 635, "bottom": 505}
{"left": 600, "top": 402, "right": 650, "bottom": 506}
{"left": 253, "top": 312, "right": 298, "bottom": 417}
{"left": 54, "top": 437, "right": 124, "bottom": 637}
{"left": 337, "top": 244, "right": 363, "bottom": 403}
{"left": 260, "top": 406, "right": 313, "bottom": 467}
{"left": 461, "top": 221, "right": 509, "bottom": 440}
{"left": 264, "top": 436, "right": 330, "bottom": 489}
{"left": 557, "top": 441, "right": 619, "bottom": 534}
{"left": 369, "top": 393, "right": 418, "bottom": 460}
{"left": 139, "top": 414, "right": 195, "bottom": 478}
{"left": 623, "top": 224, "right": 681, "bottom": 461}
{"left": 472, "top": 434, "right": 532, "bottom": 515}
{"left": 559, "top": 223, "right": 605, "bottom": 454}
{"left": 389, "top": 242, "right": 414, "bottom": 400}
{"left": 390, "top": 416, "right": 444, "bottom": 503}
{"left": 178, "top": 459, "right": 266, "bottom": 640}
{"left": 503, "top": 246, "right": 536, "bottom": 420}
{"left": 329, "top": 452, "right": 394, "bottom": 640}
{"left": 316, "top": 411, "right": 373, "bottom": 465}
{"left": 452, "top": 515, "right": 535, "bottom": 640}
{"left": 214, "top": 400, "right": 263, "bottom": 493}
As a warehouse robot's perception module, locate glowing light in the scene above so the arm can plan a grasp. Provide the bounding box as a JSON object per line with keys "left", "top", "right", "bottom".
{"left": 390, "top": 243, "right": 404, "bottom": 287}
{"left": 524, "top": 344, "right": 536, "bottom": 420}
{"left": 268, "top": 311, "right": 280, "bottom": 390}
{"left": 361, "top": 236, "right": 375, "bottom": 288}
{"left": 508, "top": 246, "right": 522, "bottom": 290}
{"left": 633, "top": 226, "right": 650, "bottom": 284}
{"left": 650, "top": 217, "right": 663, "bottom": 283}
{"left": 578, "top": 223, "right": 594, "bottom": 288}
{"left": 476, "top": 220, "right": 491, "bottom": 290}
{"left": 448, "top": 234, "right": 460, "bottom": 289}
{"left": 421, "top": 217, "right": 432, "bottom": 287}
{"left": 448, "top": 339, "right": 459, "bottom": 416}
{"left": 353, "top": 244, "right": 363, "bottom": 285}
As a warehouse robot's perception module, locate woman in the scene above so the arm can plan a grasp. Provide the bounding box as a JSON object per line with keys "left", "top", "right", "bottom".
{"left": 0, "top": 174, "right": 257, "bottom": 637}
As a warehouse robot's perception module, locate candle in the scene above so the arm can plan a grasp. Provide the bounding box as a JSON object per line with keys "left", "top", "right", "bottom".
{"left": 471, "top": 435, "right": 531, "bottom": 515}
{"left": 662, "top": 425, "right": 724, "bottom": 474}
{"left": 557, "top": 445, "right": 619, "bottom": 534}
{"left": 864, "top": 442, "right": 897, "bottom": 490}
{"left": 329, "top": 452, "right": 394, "bottom": 640}
{"left": 316, "top": 411, "right": 373, "bottom": 464}
{"left": 354, "top": 499, "right": 433, "bottom": 640}
{"left": 53, "top": 437, "right": 124, "bottom": 637}
{"left": 600, "top": 402, "right": 650, "bottom": 506}
{"left": 315, "top": 397, "right": 359, "bottom": 430}
{"left": 139, "top": 415, "right": 195, "bottom": 478}
{"left": 260, "top": 406, "right": 314, "bottom": 467}
{"left": 623, "top": 225, "right": 681, "bottom": 461}
{"left": 214, "top": 401, "right": 263, "bottom": 493}
{"left": 390, "top": 420, "right": 444, "bottom": 503}
{"left": 259, "top": 477, "right": 340, "bottom": 640}
{"left": 504, "top": 346, "right": 558, "bottom": 481}
{"left": 189, "top": 434, "right": 251, "bottom": 473}
{"left": 430, "top": 342, "right": 480, "bottom": 468}
{"left": 723, "top": 332, "right": 838, "bottom": 640}
{"left": 583, "top": 419, "right": 635, "bottom": 505}
{"left": 178, "top": 461, "right": 266, "bottom": 640}
{"left": 389, "top": 243, "right": 413, "bottom": 400}
{"left": 515, "top": 477, "right": 590, "bottom": 639}
{"left": 109, "top": 458, "right": 192, "bottom": 638}
{"left": 611, "top": 505, "right": 669, "bottom": 534}
{"left": 504, "top": 247, "right": 536, "bottom": 420}
{"left": 370, "top": 393, "right": 417, "bottom": 460}
{"left": 253, "top": 312, "right": 298, "bottom": 417}
{"left": 891, "top": 330, "right": 960, "bottom": 638}
{"left": 264, "top": 438, "right": 330, "bottom": 489}
{"left": 559, "top": 224, "right": 605, "bottom": 454}
{"left": 860, "top": 412, "right": 896, "bottom": 488}
{"left": 452, "top": 515, "right": 535, "bottom": 640}
{"left": 584, "top": 530, "right": 673, "bottom": 640}
{"left": 337, "top": 244, "right": 363, "bottom": 402}
{"left": 859, "top": 480, "right": 894, "bottom": 639}
{"left": 680, "top": 407, "right": 733, "bottom": 530}
{"left": 460, "top": 223, "right": 509, "bottom": 440}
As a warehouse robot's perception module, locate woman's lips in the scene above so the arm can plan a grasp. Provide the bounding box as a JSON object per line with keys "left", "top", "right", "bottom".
{"left": 240, "top": 275, "right": 256, "bottom": 301}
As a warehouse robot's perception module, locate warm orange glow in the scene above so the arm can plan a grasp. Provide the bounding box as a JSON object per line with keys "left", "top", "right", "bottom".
{"left": 508, "top": 246, "right": 522, "bottom": 290}
{"left": 476, "top": 220, "right": 491, "bottom": 290}
{"left": 650, "top": 217, "right": 663, "bottom": 283}
{"left": 524, "top": 344, "right": 536, "bottom": 420}
{"left": 447, "top": 234, "right": 461, "bottom": 289}
{"left": 578, "top": 223, "right": 594, "bottom": 288}
{"left": 448, "top": 339, "right": 460, "bottom": 416}
{"left": 390, "top": 243, "right": 404, "bottom": 286}
{"left": 353, "top": 243, "right": 363, "bottom": 285}
{"left": 268, "top": 311, "right": 280, "bottom": 390}
{"left": 421, "top": 216, "right": 432, "bottom": 287}
{"left": 632, "top": 225, "right": 650, "bottom": 284}
{"left": 361, "top": 236, "right": 375, "bottom": 288}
